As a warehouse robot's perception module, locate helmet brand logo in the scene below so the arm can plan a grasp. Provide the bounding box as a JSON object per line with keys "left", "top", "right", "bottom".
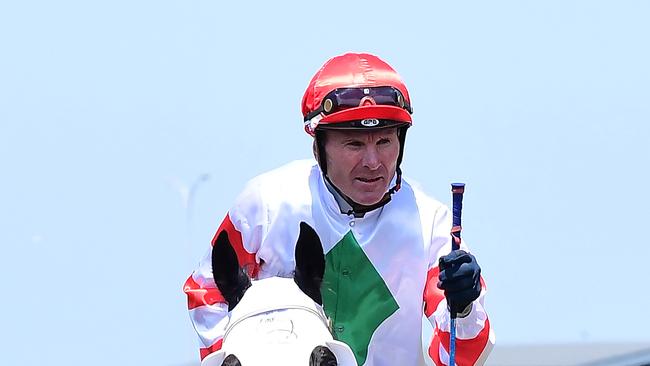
{"left": 361, "top": 118, "right": 380, "bottom": 127}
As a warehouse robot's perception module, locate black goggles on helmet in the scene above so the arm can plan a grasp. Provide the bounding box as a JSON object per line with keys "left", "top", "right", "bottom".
{"left": 304, "top": 86, "right": 413, "bottom": 122}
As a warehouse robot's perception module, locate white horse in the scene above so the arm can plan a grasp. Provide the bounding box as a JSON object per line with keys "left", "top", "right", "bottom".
{"left": 202, "top": 222, "right": 357, "bottom": 366}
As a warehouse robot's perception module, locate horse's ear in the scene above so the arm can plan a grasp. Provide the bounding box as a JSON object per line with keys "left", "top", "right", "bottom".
{"left": 212, "top": 230, "right": 251, "bottom": 311}
{"left": 221, "top": 354, "right": 242, "bottom": 366}
{"left": 310, "top": 345, "right": 338, "bottom": 366}
{"left": 294, "top": 222, "right": 325, "bottom": 305}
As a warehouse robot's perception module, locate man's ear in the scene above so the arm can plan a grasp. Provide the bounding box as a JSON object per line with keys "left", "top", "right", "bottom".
{"left": 312, "top": 139, "right": 319, "bottom": 161}
{"left": 211, "top": 231, "right": 251, "bottom": 311}
{"left": 294, "top": 222, "right": 325, "bottom": 305}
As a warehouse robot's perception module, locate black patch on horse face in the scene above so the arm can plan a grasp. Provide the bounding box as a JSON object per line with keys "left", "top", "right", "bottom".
{"left": 221, "top": 354, "right": 242, "bottom": 366}
{"left": 310, "top": 345, "right": 338, "bottom": 366}
{"left": 211, "top": 230, "right": 251, "bottom": 311}
{"left": 294, "top": 222, "right": 326, "bottom": 305}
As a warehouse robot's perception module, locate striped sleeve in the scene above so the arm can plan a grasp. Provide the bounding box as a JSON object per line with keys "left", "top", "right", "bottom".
{"left": 183, "top": 214, "right": 258, "bottom": 361}
{"left": 423, "top": 206, "right": 495, "bottom": 366}
{"left": 184, "top": 177, "right": 268, "bottom": 361}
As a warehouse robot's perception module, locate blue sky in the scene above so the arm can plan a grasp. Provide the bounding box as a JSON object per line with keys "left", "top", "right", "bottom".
{"left": 1, "top": 1, "right": 649, "bottom": 365}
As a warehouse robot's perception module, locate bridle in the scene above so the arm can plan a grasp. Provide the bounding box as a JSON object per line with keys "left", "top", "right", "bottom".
{"left": 222, "top": 303, "right": 332, "bottom": 343}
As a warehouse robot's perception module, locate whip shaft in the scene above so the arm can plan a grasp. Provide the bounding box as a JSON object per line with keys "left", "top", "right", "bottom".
{"left": 449, "top": 183, "right": 465, "bottom": 366}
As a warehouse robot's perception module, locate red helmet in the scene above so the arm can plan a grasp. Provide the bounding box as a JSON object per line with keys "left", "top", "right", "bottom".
{"left": 301, "top": 53, "right": 413, "bottom": 136}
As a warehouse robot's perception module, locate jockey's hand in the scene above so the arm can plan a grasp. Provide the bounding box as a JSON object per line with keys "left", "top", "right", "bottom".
{"left": 437, "top": 250, "right": 482, "bottom": 316}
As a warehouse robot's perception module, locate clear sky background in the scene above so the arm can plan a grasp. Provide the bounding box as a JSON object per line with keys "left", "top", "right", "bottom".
{"left": 1, "top": 1, "right": 649, "bottom": 365}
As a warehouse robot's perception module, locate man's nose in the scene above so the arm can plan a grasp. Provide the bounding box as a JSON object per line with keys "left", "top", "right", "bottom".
{"left": 362, "top": 146, "right": 381, "bottom": 170}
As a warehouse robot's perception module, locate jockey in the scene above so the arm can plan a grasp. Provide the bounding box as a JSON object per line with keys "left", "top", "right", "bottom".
{"left": 184, "top": 53, "right": 495, "bottom": 366}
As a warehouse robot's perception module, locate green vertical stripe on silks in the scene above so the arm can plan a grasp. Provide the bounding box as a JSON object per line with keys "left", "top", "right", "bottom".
{"left": 322, "top": 231, "right": 399, "bottom": 366}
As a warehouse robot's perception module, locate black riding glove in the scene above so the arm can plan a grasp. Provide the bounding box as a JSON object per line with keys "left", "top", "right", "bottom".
{"left": 437, "top": 250, "right": 482, "bottom": 316}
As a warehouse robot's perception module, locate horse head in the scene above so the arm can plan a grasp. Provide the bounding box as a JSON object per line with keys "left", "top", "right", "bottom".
{"left": 203, "top": 222, "right": 357, "bottom": 366}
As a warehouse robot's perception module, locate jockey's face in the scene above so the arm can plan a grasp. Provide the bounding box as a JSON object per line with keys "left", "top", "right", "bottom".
{"left": 321, "top": 127, "right": 399, "bottom": 206}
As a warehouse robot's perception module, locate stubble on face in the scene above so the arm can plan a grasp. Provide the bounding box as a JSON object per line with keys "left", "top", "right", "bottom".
{"left": 320, "top": 128, "right": 399, "bottom": 206}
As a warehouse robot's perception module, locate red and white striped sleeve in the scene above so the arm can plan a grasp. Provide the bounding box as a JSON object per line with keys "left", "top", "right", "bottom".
{"left": 423, "top": 207, "right": 495, "bottom": 366}
{"left": 183, "top": 213, "right": 260, "bottom": 361}
{"left": 184, "top": 179, "right": 266, "bottom": 362}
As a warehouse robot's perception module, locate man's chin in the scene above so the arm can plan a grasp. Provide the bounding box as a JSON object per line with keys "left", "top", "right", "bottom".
{"left": 351, "top": 192, "right": 386, "bottom": 207}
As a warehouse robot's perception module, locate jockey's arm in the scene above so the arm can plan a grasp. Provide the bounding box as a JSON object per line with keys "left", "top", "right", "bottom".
{"left": 183, "top": 212, "right": 261, "bottom": 362}
{"left": 184, "top": 179, "right": 266, "bottom": 362}
{"left": 422, "top": 207, "right": 495, "bottom": 366}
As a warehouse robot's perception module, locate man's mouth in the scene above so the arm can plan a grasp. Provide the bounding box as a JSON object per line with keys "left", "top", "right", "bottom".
{"left": 357, "top": 177, "right": 382, "bottom": 183}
